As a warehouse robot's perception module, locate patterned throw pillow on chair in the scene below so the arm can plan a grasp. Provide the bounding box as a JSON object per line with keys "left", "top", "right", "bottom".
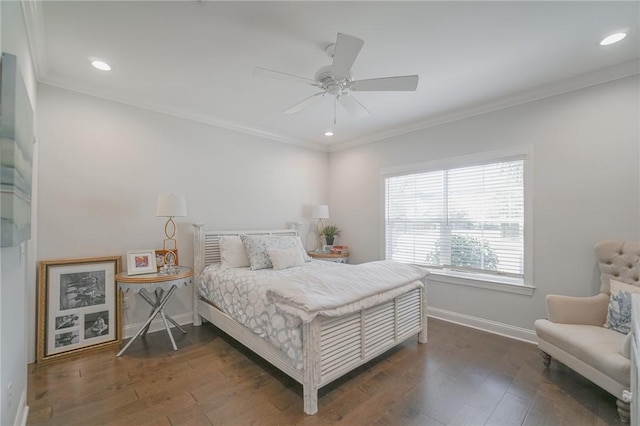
{"left": 605, "top": 279, "right": 640, "bottom": 334}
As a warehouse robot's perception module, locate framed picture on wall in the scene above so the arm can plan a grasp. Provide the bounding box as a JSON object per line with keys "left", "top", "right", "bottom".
{"left": 0, "top": 52, "right": 35, "bottom": 247}
{"left": 36, "top": 256, "right": 122, "bottom": 363}
{"left": 126, "top": 249, "right": 157, "bottom": 275}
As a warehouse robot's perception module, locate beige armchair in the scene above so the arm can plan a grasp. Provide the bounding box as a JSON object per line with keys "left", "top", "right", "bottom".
{"left": 535, "top": 241, "right": 640, "bottom": 423}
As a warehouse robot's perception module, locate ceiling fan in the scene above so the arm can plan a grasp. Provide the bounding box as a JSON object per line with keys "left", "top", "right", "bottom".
{"left": 254, "top": 33, "right": 419, "bottom": 120}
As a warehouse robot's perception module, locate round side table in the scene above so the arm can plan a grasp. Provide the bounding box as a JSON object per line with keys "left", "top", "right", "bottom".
{"left": 116, "top": 266, "right": 192, "bottom": 356}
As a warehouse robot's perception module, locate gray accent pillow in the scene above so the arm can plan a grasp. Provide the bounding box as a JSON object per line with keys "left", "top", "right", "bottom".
{"left": 605, "top": 279, "right": 640, "bottom": 334}
{"left": 240, "top": 234, "right": 310, "bottom": 270}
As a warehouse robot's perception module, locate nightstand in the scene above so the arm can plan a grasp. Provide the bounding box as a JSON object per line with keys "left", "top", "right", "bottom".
{"left": 115, "top": 266, "right": 192, "bottom": 356}
{"left": 308, "top": 251, "right": 350, "bottom": 264}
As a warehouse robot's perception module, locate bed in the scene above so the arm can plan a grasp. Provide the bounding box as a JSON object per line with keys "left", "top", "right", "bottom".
{"left": 192, "top": 225, "right": 428, "bottom": 414}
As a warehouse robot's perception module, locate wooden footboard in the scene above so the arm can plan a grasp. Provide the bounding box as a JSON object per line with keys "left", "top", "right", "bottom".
{"left": 196, "top": 286, "right": 426, "bottom": 414}
{"left": 192, "top": 225, "right": 428, "bottom": 414}
{"left": 302, "top": 286, "right": 426, "bottom": 414}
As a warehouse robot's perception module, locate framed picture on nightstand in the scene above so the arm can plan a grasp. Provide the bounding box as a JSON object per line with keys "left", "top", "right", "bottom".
{"left": 155, "top": 249, "right": 179, "bottom": 269}
{"left": 126, "top": 249, "right": 157, "bottom": 275}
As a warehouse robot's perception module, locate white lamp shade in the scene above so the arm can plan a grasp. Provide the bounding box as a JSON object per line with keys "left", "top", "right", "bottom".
{"left": 312, "top": 204, "right": 329, "bottom": 219}
{"left": 156, "top": 194, "right": 187, "bottom": 217}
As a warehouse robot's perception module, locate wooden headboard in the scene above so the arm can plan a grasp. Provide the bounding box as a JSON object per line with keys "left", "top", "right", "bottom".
{"left": 192, "top": 225, "right": 298, "bottom": 324}
{"left": 192, "top": 225, "right": 298, "bottom": 273}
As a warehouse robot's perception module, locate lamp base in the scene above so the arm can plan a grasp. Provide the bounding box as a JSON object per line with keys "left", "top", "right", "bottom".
{"left": 316, "top": 219, "right": 325, "bottom": 252}
{"left": 162, "top": 217, "right": 178, "bottom": 268}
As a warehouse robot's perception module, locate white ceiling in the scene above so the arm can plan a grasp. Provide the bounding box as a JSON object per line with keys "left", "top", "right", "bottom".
{"left": 26, "top": 1, "right": 639, "bottom": 151}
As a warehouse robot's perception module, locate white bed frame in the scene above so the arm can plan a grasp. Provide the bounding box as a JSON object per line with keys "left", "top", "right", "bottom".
{"left": 192, "top": 225, "right": 427, "bottom": 414}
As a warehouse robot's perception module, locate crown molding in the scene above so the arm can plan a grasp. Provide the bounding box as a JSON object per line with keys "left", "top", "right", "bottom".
{"left": 21, "top": 0, "right": 49, "bottom": 81}
{"left": 328, "top": 59, "right": 640, "bottom": 152}
{"left": 37, "top": 55, "right": 637, "bottom": 155}
{"left": 39, "top": 80, "right": 330, "bottom": 152}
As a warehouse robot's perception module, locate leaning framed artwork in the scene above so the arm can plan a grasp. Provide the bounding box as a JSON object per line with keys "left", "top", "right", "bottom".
{"left": 37, "top": 256, "right": 122, "bottom": 363}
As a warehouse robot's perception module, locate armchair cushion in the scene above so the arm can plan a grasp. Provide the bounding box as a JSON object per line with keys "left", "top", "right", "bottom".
{"left": 535, "top": 319, "right": 630, "bottom": 385}
{"left": 546, "top": 293, "right": 609, "bottom": 325}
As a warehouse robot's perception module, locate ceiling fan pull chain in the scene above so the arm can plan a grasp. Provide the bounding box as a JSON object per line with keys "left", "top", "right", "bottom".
{"left": 334, "top": 97, "right": 337, "bottom": 124}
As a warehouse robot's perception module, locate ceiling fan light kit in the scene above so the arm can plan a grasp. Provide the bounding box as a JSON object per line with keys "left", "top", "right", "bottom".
{"left": 255, "top": 33, "right": 419, "bottom": 121}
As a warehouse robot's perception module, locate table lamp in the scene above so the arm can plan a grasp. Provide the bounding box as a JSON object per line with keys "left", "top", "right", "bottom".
{"left": 156, "top": 194, "right": 187, "bottom": 268}
{"left": 312, "top": 204, "right": 329, "bottom": 251}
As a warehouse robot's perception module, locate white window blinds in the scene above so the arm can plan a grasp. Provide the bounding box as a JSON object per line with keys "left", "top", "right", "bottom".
{"left": 385, "top": 159, "right": 525, "bottom": 278}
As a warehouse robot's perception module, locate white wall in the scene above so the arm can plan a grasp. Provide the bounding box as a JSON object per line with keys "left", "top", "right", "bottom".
{"left": 329, "top": 75, "right": 640, "bottom": 337}
{"left": 1, "top": 1, "right": 37, "bottom": 425}
{"left": 35, "top": 84, "right": 328, "bottom": 351}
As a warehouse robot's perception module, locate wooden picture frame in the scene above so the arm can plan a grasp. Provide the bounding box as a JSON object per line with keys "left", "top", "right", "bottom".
{"left": 37, "top": 256, "right": 122, "bottom": 363}
{"left": 155, "top": 249, "right": 179, "bottom": 269}
{"left": 126, "top": 249, "right": 157, "bottom": 275}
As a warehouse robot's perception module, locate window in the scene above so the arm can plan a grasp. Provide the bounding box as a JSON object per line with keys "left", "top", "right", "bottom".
{"left": 383, "top": 148, "right": 531, "bottom": 289}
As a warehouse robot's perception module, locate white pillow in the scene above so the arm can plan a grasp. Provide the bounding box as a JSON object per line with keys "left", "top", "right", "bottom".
{"left": 219, "top": 236, "right": 250, "bottom": 269}
{"left": 240, "top": 234, "right": 310, "bottom": 270}
{"left": 605, "top": 278, "right": 640, "bottom": 334}
{"left": 267, "top": 246, "right": 305, "bottom": 270}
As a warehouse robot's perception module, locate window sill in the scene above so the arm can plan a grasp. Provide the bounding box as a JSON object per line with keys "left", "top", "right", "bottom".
{"left": 427, "top": 269, "right": 535, "bottom": 296}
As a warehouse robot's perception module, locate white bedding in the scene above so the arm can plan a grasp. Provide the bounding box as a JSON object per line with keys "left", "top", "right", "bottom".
{"left": 266, "top": 260, "right": 427, "bottom": 322}
{"left": 199, "top": 261, "right": 335, "bottom": 369}
{"left": 198, "top": 260, "right": 427, "bottom": 370}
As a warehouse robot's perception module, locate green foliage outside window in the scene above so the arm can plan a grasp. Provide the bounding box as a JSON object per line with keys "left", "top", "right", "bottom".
{"left": 425, "top": 234, "right": 499, "bottom": 271}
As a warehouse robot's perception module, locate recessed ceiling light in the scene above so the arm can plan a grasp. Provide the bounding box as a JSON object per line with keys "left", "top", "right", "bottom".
{"left": 324, "top": 131, "right": 334, "bottom": 137}
{"left": 600, "top": 31, "right": 628, "bottom": 46}
{"left": 91, "top": 60, "right": 111, "bottom": 71}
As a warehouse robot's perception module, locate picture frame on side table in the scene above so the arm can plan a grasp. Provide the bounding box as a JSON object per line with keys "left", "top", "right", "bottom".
{"left": 155, "top": 249, "right": 178, "bottom": 269}
{"left": 37, "top": 256, "right": 122, "bottom": 363}
{"left": 126, "top": 249, "right": 157, "bottom": 275}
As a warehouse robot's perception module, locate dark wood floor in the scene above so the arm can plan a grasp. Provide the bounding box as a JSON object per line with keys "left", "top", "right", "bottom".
{"left": 27, "top": 318, "right": 623, "bottom": 425}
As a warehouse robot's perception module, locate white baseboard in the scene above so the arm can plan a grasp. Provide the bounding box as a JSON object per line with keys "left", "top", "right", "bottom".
{"left": 123, "top": 312, "right": 194, "bottom": 339}
{"left": 123, "top": 308, "right": 535, "bottom": 345}
{"left": 14, "top": 390, "right": 28, "bottom": 426}
{"left": 428, "top": 306, "right": 537, "bottom": 344}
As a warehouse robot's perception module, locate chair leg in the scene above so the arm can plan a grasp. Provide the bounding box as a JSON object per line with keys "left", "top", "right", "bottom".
{"left": 616, "top": 399, "right": 630, "bottom": 424}
{"left": 539, "top": 350, "right": 551, "bottom": 368}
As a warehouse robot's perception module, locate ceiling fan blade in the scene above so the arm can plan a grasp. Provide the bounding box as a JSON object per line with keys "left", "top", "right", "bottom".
{"left": 331, "top": 33, "right": 364, "bottom": 81}
{"left": 283, "top": 92, "right": 325, "bottom": 114}
{"left": 253, "top": 67, "right": 317, "bottom": 86}
{"left": 337, "top": 94, "right": 369, "bottom": 119}
{"left": 350, "top": 75, "right": 419, "bottom": 91}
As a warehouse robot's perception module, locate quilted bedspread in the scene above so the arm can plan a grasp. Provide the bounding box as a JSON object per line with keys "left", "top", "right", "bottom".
{"left": 199, "top": 261, "right": 336, "bottom": 369}
{"left": 199, "top": 260, "right": 427, "bottom": 369}
{"left": 266, "top": 260, "right": 428, "bottom": 322}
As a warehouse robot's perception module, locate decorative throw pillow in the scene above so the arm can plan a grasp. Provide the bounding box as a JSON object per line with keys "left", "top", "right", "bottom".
{"left": 219, "top": 236, "right": 250, "bottom": 269}
{"left": 267, "top": 246, "right": 305, "bottom": 270}
{"left": 605, "top": 279, "right": 640, "bottom": 334}
{"left": 240, "top": 234, "right": 310, "bottom": 270}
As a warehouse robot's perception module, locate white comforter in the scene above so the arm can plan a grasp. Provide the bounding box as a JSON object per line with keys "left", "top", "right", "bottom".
{"left": 266, "top": 260, "right": 428, "bottom": 323}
